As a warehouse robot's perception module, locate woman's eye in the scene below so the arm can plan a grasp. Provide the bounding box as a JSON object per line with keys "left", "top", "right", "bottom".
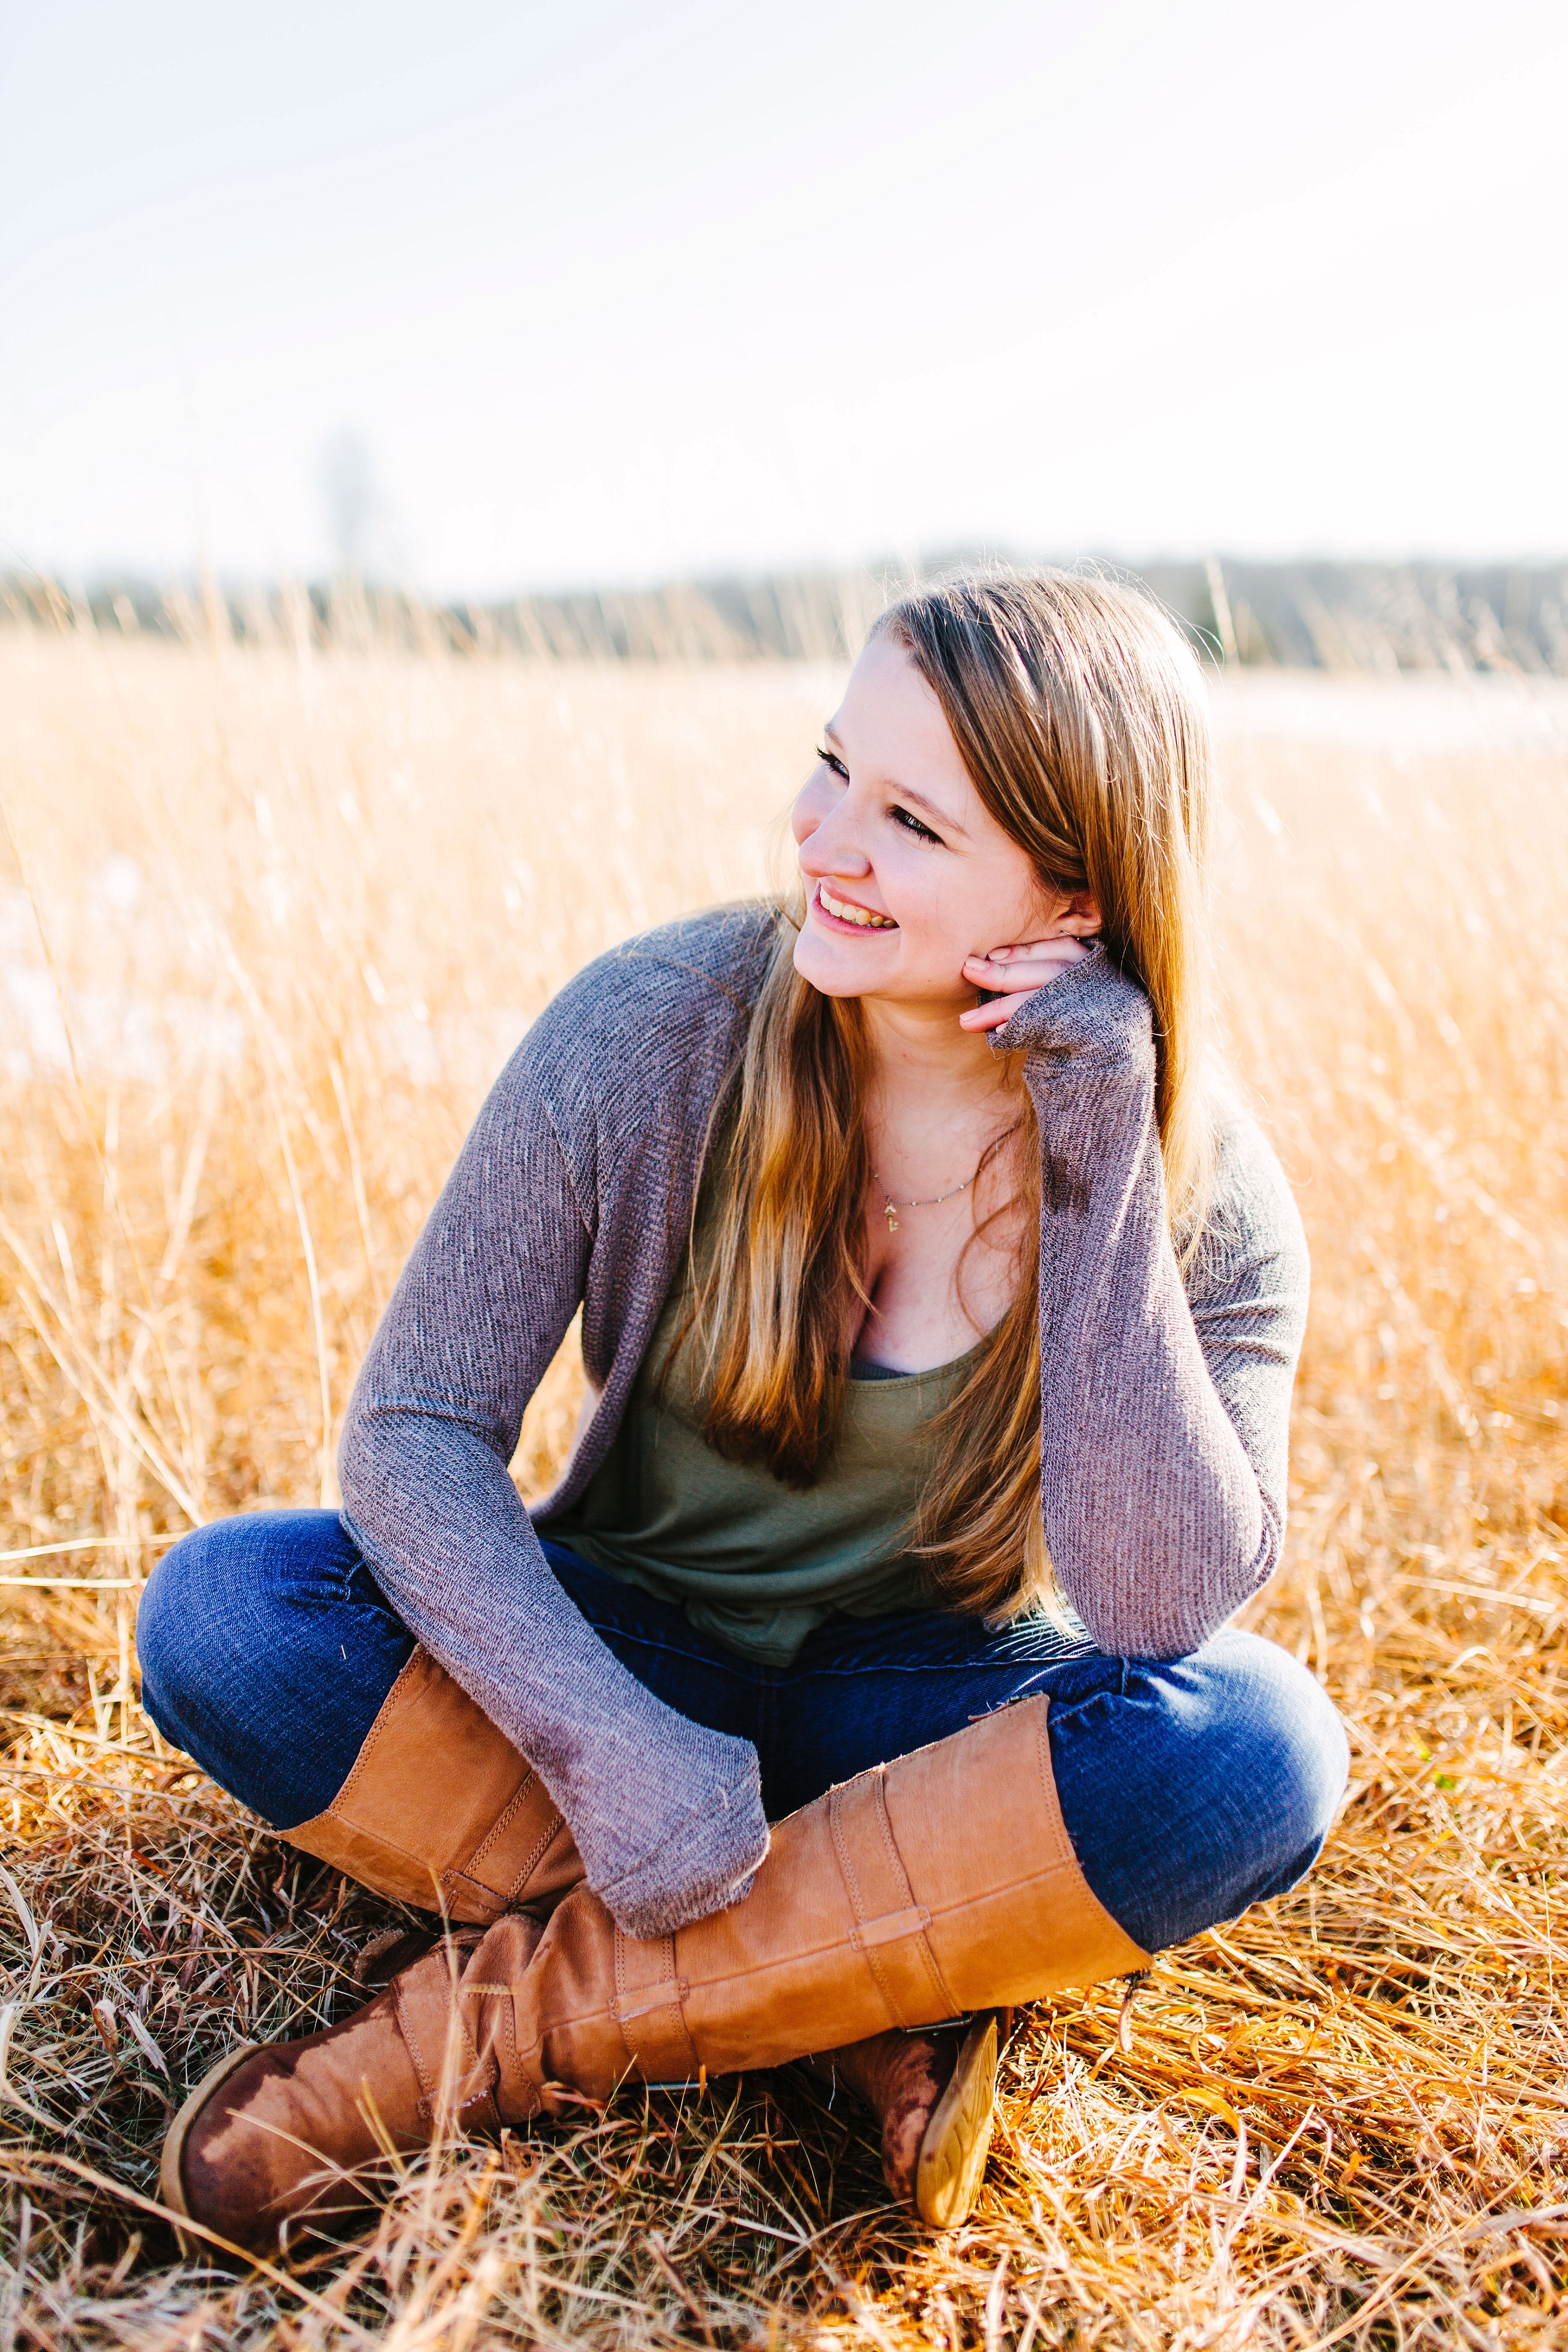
{"left": 815, "top": 745, "right": 849, "bottom": 780}
{"left": 891, "top": 804, "right": 942, "bottom": 844}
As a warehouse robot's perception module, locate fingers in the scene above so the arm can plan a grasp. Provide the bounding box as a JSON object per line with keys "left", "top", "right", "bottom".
{"left": 962, "top": 945, "right": 1090, "bottom": 993}
{"left": 964, "top": 959, "right": 1075, "bottom": 991}
{"left": 958, "top": 990, "right": 1035, "bottom": 1032}
{"left": 958, "top": 935, "right": 1094, "bottom": 1033}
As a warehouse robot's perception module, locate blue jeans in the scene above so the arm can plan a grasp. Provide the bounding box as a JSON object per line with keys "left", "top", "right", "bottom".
{"left": 137, "top": 1510, "right": 1348, "bottom": 1956}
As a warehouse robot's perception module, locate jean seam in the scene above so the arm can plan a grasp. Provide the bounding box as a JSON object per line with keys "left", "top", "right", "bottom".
{"left": 1032, "top": 1680, "right": 1132, "bottom": 1736}
{"left": 342, "top": 1550, "right": 373, "bottom": 1604}
{"left": 575, "top": 1624, "right": 1097, "bottom": 1680}
{"left": 788, "top": 1654, "right": 1090, "bottom": 1681}
{"left": 574, "top": 1616, "right": 782, "bottom": 1689}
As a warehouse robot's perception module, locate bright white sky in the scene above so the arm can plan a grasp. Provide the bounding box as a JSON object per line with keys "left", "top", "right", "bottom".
{"left": 1, "top": 0, "right": 1564, "bottom": 596}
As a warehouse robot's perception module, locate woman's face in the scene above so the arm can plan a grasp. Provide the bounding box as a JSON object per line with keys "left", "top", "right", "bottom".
{"left": 792, "top": 636, "right": 1060, "bottom": 1012}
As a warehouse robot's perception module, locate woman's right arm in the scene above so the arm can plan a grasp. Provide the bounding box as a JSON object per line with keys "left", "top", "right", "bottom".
{"left": 336, "top": 992, "right": 769, "bottom": 1937}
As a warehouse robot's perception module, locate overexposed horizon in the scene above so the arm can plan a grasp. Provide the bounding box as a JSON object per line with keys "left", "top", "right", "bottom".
{"left": 2, "top": 0, "right": 1566, "bottom": 599}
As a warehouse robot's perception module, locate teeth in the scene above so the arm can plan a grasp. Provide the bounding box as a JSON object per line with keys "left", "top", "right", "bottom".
{"left": 820, "top": 884, "right": 895, "bottom": 929}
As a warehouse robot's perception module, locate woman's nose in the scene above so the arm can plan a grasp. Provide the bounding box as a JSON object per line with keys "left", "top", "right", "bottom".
{"left": 798, "top": 809, "right": 872, "bottom": 877}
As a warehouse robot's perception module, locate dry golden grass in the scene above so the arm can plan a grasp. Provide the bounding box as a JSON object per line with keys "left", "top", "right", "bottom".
{"left": 1, "top": 632, "right": 1566, "bottom": 2348}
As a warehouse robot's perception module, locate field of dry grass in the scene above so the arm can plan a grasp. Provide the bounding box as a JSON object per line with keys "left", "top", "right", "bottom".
{"left": 1, "top": 630, "right": 1566, "bottom": 2349}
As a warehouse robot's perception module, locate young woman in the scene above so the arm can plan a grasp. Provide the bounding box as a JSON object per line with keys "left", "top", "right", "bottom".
{"left": 138, "top": 572, "right": 1348, "bottom": 2256}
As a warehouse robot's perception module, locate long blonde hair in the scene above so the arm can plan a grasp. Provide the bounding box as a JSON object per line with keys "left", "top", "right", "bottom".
{"left": 687, "top": 570, "right": 1217, "bottom": 1620}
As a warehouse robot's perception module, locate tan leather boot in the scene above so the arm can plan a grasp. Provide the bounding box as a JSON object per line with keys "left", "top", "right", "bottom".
{"left": 163, "top": 1696, "right": 1146, "bottom": 2251}
{"left": 254, "top": 1646, "right": 1005, "bottom": 2230}
{"left": 487, "top": 1693, "right": 1146, "bottom": 2101}
{"left": 284, "top": 1647, "right": 582, "bottom": 1923}
{"left": 159, "top": 1650, "right": 582, "bottom": 2257}
{"left": 160, "top": 1926, "right": 527, "bottom": 2256}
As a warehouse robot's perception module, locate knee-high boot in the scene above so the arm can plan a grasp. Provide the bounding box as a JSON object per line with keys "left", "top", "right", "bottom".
{"left": 480, "top": 1692, "right": 1147, "bottom": 2094}
{"left": 163, "top": 1696, "right": 1147, "bottom": 2252}
{"left": 278, "top": 1645, "right": 982, "bottom": 2220}
{"left": 284, "top": 1647, "right": 583, "bottom": 1923}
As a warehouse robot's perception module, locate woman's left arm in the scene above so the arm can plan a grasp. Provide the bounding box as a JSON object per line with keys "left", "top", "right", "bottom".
{"left": 985, "top": 946, "right": 1310, "bottom": 1661}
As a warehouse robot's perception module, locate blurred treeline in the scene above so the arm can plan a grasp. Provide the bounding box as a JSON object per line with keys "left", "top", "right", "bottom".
{"left": 5, "top": 556, "right": 1565, "bottom": 674}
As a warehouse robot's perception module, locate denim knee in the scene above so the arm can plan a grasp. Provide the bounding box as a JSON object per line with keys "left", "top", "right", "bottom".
{"left": 138, "top": 1517, "right": 257, "bottom": 1732}
{"left": 137, "top": 1508, "right": 412, "bottom": 1827}
{"left": 138, "top": 1510, "right": 355, "bottom": 1726}
{"left": 1051, "top": 1631, "right": 1349, "bottom": 1956}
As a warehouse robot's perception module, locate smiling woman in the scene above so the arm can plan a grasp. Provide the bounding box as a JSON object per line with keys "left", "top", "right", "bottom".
{"left": 136, "top": 569, "right": 1346, "bottom": 2255}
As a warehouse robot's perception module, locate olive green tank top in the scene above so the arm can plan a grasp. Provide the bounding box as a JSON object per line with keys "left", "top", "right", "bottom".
{"left": 545, "top": 1207, "right": 980, "bottom": 1666}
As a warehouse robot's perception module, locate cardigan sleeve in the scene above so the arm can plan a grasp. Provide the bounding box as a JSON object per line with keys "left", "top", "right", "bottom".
{"left": 336, "top": 982, "right": 769, "bottom": 1936}
{"left": 992, "top": 948, "right": 1310, "bottom": 1659}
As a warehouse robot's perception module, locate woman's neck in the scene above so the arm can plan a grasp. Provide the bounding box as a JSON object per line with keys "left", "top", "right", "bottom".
{"left": 859, "top": 993, "right": 1015, "bottom": 1142}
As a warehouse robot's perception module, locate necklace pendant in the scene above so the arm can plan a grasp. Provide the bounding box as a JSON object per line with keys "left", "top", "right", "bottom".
{"left": 884, "top": 1202, "right": 900, "bottom": 1233}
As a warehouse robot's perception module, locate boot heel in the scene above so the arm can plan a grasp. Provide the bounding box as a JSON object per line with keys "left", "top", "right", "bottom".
{"left": 913, "top": 2014, "right": 998, "bottom": 2227}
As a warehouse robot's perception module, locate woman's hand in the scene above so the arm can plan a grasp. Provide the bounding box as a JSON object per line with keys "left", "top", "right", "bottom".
{"left": 958, "top": 935, "right": 1096, "bottom": 1031}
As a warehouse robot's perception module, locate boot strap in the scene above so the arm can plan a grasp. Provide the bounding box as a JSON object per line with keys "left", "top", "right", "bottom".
{"left": 602, "top": 1771, "right": 969, "bottom": 2081}
{"left": 444, "top": 1784, "right": 577, "bottom": 1920}
{"left": 607, "top": 1930, "right": 702, "bottom": 2082}
{"left": 830, "top": 1772, "right": 961, "bottom": 2029}
{"left": 394, "top": 1951, "right": 500, "bottom": 2131}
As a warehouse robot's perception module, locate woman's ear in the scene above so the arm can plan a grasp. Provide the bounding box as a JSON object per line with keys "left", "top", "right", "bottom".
{"left": 1052, "top": 891, "right": 1102, "bottom": 938}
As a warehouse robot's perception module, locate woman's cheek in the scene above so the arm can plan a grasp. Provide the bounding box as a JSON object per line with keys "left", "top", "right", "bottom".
{"left": 895, "top": 894, "right": 955, "bottom": 971}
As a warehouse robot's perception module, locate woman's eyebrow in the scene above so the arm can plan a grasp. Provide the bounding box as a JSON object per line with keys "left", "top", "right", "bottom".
{"left": 895, "top": 783, "right": 968, "bottom": 837}
{"left": 821, "top": 724, "right": 969, "bottom": 838}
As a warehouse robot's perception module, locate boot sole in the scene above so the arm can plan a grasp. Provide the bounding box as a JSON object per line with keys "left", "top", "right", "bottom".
{"left": 160, "top": 2042, "right": 261, "bottom": 2261}
{"left": 913, "top": 2014, "right": 998, "bottom": 2228}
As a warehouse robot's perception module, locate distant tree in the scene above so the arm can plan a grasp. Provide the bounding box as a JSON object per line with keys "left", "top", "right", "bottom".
{"left": 316, "top": 429, "right": 381, "bottom": 578}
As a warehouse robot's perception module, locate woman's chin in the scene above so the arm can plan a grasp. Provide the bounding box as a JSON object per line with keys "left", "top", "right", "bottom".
{"left": 792, "top": 934, "right": 972, "bottom": 1021}
{"left": 793, "top": 929, "right": 888, "bottom": 998}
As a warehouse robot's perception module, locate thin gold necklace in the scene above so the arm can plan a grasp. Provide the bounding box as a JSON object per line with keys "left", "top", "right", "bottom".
{"left": 871, "top": 1121, "right": 1021, "bottom": 1232}
{"left": 870, "top": 1163, "right": 979, "bottom": 1234}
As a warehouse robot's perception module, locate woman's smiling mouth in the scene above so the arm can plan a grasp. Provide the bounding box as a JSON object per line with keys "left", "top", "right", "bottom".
{"left": 814, "top": 882, "right": 899, "bottom": 931}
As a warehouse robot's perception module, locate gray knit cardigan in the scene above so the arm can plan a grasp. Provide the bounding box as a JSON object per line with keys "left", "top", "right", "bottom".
{"left": 338, "top": 907, "right": 1309, "bottom": 1935}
